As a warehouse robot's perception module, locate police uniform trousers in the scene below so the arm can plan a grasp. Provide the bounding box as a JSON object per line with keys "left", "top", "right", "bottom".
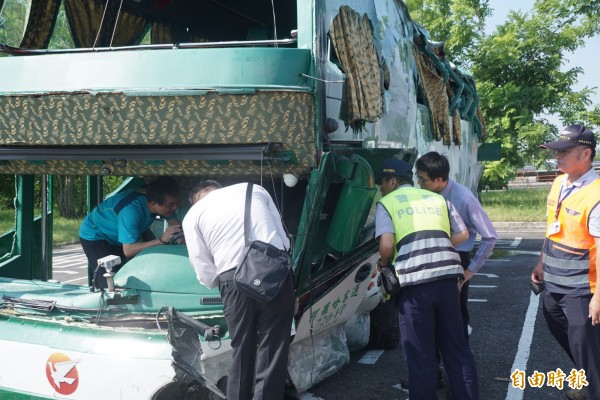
{"left": 219, "top": 269, "right": 295, "bottom": 400}
{"left": 543, "top": 290, "right": 600, "bottom": 399}
{"left": 398, "top": 278, "right": 479, "bottom": 400}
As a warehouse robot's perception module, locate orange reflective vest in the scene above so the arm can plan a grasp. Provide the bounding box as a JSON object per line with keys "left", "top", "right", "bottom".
{"left": 542, "top": 175, "right": 600, "bottom": 294}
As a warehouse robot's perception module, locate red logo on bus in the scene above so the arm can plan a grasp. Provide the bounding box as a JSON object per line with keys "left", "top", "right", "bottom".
{"left": 45, "top": 353, "right": 79, "bottom": 395}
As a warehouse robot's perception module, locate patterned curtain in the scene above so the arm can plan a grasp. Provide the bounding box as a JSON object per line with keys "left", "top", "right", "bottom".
{"left": 452, "top": 110, "right": 462, "bottom": 146}
{"left": 329, "top": 6, "right": 383, "bottom": 132}
{"left": 19, "top": 0, "right": 62, "bottom": 49}
{"left": 64, "top": 0, "right": 148, "bottom": 48}
{"left": 413, "top": 46, "right": 451, "bottom": 145}
{"left": 151, "top": 22, "right": 210, "bottom": 44}
{"left": 476, "top": 107, "right": 487, "bottom": 140}
{"left": 151, "top": 22, "right": 174, "bottom": 44}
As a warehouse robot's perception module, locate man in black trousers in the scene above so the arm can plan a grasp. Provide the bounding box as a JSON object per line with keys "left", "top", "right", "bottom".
{"left": 183, "top": 180, "right": 294, "bottom": 400}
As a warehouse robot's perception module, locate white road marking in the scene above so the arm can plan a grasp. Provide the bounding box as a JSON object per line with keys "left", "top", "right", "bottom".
{"left": 470, "top": 285, "right": 498, "bottom": 288}
{"left": 53, "top": 261, "right": 87, "bottom": 268}
{"left": 51, "top": 246, "right": 88, "bottom": 284}
{"left": 298, "top": 393, "right": 325, "bottom": 400}
{"left": 505, "top": 292, "right": 540, "bottom": 400}
{"left": 392, "top": 383, "right": 409, "bottom": 393}
{"left": 358, "top": 350, "right": 385, "bottom": 365}
{"left": 476, "top": 273, "right": 499, "bottom": 278}
{"left": 52, "top": 253, "right": 85, "bottom": 260}
{"left": 468, "top": 299, "right": 488, "bottom": 302}
{"left": 510, "top": 237, "right": 522, "bottom": 247}
{"left": 61, "top": 277, "right": 88, "bottom": 284}
{"left": 52, "top": 249, "right": 82, "bottom": 255}
{"left": 486, "top": 259, "right": 510, "bottom": 262}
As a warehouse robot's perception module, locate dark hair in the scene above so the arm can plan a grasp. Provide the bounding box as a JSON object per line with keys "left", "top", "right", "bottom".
{"left": 146, "top": 177, "right": 180, "bottom": 205}
{"left": 395, "top": 175, "right": 414, "bottom": 187}
{"left": 415, "top": 151, "right": 449, "bottom": 181}
{"left": 188, "top": 180, "right": 222, "bottom": 204}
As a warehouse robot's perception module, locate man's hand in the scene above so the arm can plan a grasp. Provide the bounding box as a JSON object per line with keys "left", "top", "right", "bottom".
{"left": 590, "top": 293, "right": 600, "bottom": 326}
{"left": 531, "top": 263, "right": 544, "bottom": 284}
{"left": 160, "top": 225, "right": 183, "bottom": 244}
{"left": 460, "top": 269, "right": 475, "bottom": 290}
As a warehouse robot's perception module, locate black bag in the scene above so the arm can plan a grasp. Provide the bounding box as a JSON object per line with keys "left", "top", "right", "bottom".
{"left": 234, "top": 183, "right": 291, "bottom": 302}
{"left": 378, "top": 262, "right": 400, "bottom": 297}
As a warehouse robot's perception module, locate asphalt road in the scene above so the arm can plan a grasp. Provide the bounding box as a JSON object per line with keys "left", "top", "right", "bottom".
{"left": 297, "top": 234, "right": 579, "bottom": 400}
{"left": 53, "top": 231, "right": 582, "bottom": 400}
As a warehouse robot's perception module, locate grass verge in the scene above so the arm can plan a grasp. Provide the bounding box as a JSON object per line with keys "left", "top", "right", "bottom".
{"left": 480, "top": 188, "right": 547, "bottom": 222}
{"left": 0, "top": 210, "right": 81, "bottom": 247}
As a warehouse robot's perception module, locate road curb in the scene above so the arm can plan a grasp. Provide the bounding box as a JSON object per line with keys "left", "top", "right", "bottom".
{"left": 492, "top": 222, "right": 546, "bottom": 232}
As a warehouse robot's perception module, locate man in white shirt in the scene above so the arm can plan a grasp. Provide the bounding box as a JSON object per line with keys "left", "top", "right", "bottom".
{"left": 183, "top": 180, "right": 294, "bottom": 400}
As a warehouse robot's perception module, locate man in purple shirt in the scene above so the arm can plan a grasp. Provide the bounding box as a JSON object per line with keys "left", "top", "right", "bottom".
{"left": 416, "top": 152, "right": 498, "bottom": 341}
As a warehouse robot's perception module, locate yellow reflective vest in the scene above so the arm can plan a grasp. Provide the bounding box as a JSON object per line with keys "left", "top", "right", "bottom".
{"left": 379, "top": 186, "right": 463, "bottom": 287}
{"left": 542, "top": 175, "right": 600, "bottom": 294}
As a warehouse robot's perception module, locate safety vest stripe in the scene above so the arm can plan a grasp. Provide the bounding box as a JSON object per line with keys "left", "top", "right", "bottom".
{"left": 542, "top": 254, "right": 589, "bottom": 271}
{"left": 397, "top": 230, "right": 450, "bottom": 248}
{"left": 396, "top": 236, "right": 456, "bottom": 258}
{"left": 399, "top": 265, "right": 463, "bottom": 286}
{"left": 543, "top": 271, "right": 590, "bottom": 287}
{"left": 397, "top": 246, "right": 458, "bottom": 263}
{"left": 394, "top": 252, "right": 462, "bottom": 274}
{"left": 397, "top": 250, "right": 461, "bottom": 271}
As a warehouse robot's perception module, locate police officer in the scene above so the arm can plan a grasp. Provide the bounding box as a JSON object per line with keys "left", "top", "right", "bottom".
{"left": 531, "top": 125, "right": 600, "bottom": 400}
{"left": 375, "top": 158, "right": 479, "bottom": 400}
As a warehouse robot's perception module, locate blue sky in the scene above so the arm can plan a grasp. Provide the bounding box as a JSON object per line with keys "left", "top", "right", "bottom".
{"left": 487, "top": 0, "right": 599, "bottom": 128}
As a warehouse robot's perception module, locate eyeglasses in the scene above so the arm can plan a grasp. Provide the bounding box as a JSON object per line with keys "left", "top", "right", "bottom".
{"left": 417, "top": 176, "right": 432, "bottom": 183}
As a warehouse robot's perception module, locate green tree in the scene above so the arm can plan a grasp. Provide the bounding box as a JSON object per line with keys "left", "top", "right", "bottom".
{"left": 0, "top": 0, "right": 27, "bottom": 48}
{"left": 406, "top": 0, "right": 600, "bottom": 188}
{"left": 473, "top": 2, "right": 598, "bottom": 187}
{"left": 404, "top": 0, "right": 491, "bottom": 66}
{"left": 47, "top": 1, "right": 74, "bottom": 49}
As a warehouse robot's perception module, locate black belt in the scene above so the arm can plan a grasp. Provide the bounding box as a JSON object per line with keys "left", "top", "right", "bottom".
{"left": 219, "top": 269, "right": 236, "bottom": 281}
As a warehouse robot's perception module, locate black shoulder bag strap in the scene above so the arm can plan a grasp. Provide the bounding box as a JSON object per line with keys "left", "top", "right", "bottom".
{"left": 244, "top": 183, "right": 253, "bottom": 247}
{"left": 114, "top": 190, "right": 144, "bottom": 215}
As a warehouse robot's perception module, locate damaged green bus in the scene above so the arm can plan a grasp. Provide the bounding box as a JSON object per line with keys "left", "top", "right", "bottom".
{"left": 0, "top": 0, "right": 488, "bottom": 398}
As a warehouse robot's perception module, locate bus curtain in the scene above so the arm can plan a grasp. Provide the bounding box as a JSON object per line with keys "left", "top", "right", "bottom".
{"left": 19, "top": 0, "right": 62, "bottom": 49}
{"left": 476, "top": 106, "right": 488, "bottom": 140}
{"left": 64, "top": 0, "right": 148, "bottom": 48}
{"left": 150, "top": 22, "right": 210, "bottom": 45}
{"left": 329, "top": 6, "right": 383, "bottom": 132}
{"left": 412, "top": 46, "right": 452, "bottom": 145}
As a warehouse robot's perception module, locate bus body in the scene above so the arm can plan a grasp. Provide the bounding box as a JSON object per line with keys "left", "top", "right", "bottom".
{"left": 0, "top": 0, "right": 487, "bottom": 398}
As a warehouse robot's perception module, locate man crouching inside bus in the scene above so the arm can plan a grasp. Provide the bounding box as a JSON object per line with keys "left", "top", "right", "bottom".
{"left": 79, "top": 177, "right": 182, "bottom": 289}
